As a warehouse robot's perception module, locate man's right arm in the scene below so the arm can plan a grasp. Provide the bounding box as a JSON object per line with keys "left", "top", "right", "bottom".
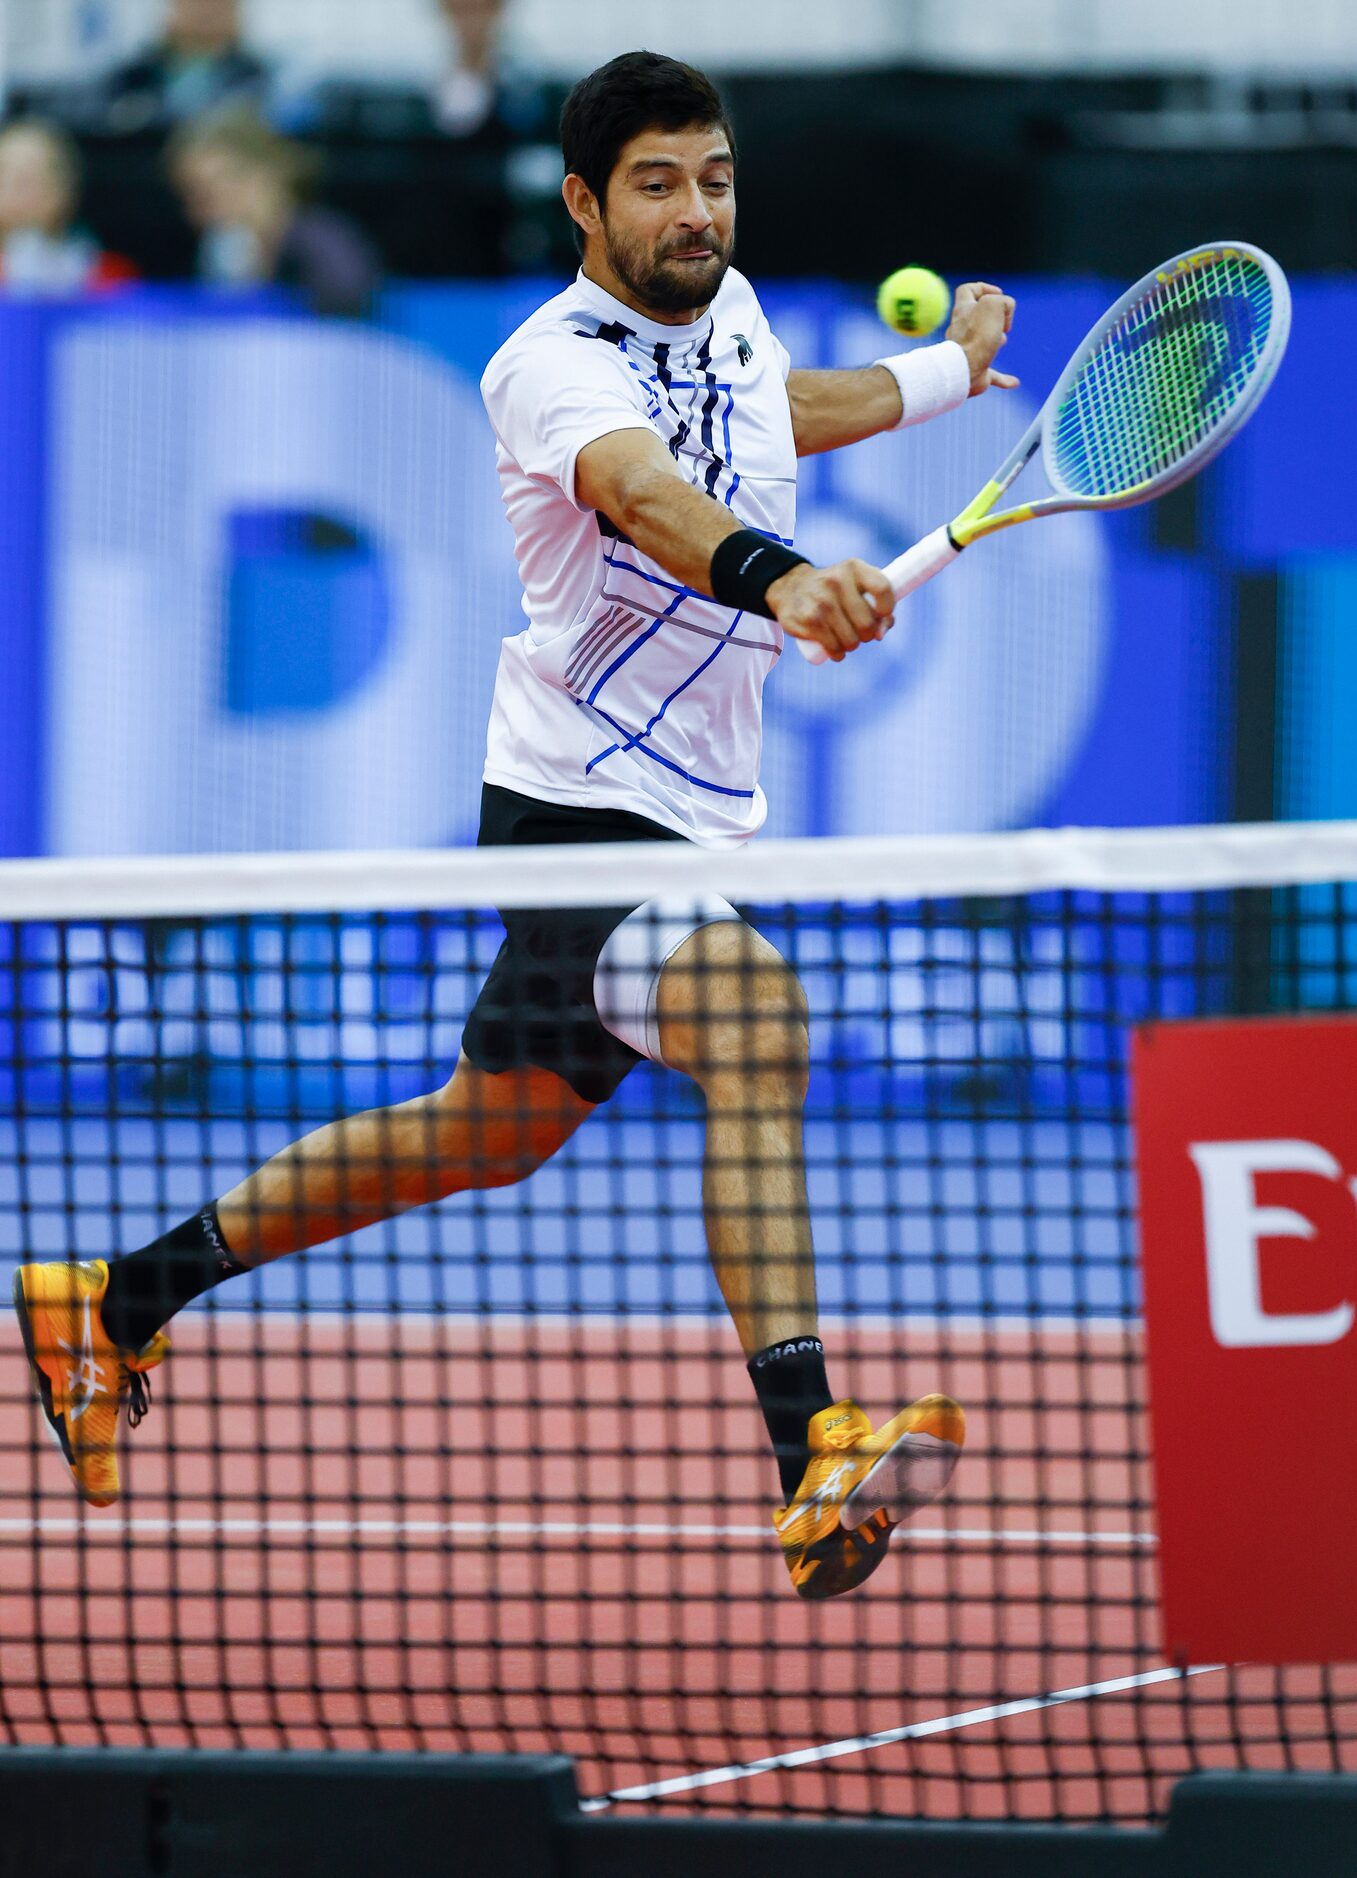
{"left": 575, "top": 429, "right": 893, "bottom": 662}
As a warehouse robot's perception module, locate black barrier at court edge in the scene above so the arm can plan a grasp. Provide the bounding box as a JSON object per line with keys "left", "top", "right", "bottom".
{"left": 3, "top": 1756, "right": 1357, "bottom": 1877}
{"left": 0, "top": 1750, "right": 576, "bottom": 1878}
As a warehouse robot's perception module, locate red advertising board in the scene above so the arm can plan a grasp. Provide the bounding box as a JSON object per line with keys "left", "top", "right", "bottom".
{"left": 1133, "top": 1015, "right": 1357, "bottom": 1666}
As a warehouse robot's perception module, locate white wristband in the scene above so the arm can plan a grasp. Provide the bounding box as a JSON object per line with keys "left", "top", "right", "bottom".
{"left": 875, "top": 340, "right": 971, "bottom": 429}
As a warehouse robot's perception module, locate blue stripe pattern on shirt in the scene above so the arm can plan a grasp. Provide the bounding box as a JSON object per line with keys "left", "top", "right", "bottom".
{"left": 719, "top": 391, "right": 741, "bottom": 507}
{"left": 581, "top": 699, "right": 756, "bottom": 798}
{"left": 584, "top": 608, "right": 751, "bottom": 784}
{"left": 652, "top": 341, "right": 691, "bottom": 460}
{"left": 585, "top": 606, "right": 673, "bottom": 705}
{"left": 694, "top": 331, "right": 725, "bottom": 500}
{"left": 560, "top": 306, "right": 772, "bottom": 801}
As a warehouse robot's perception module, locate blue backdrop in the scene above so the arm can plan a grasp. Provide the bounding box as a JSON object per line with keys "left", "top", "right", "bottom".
{"left": 0, "top": 273, "right": 1317, "bottom": 860}
{"left": 0, "top": 278, "right": 1346, "bottom": 1318}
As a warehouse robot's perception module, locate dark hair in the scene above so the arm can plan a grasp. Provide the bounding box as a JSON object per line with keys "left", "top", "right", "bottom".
{"left": 167, "top": 106, "right": 320, "bottom": 202}
{"left": 560, "top": 50, "right": 735, "bottom": 212}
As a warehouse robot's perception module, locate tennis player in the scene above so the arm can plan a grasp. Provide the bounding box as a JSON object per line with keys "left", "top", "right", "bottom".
{"left": 15, "top": 52, "right": 1015, "bottom": 1599}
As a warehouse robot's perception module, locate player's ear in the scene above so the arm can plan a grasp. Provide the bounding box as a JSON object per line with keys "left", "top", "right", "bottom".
{"left": 562, "top": 173, "right": 601, "bottom": 242}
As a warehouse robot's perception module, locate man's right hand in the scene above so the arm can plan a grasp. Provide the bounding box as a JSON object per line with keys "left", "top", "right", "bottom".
{"left": 946, "top": 282, "right": 1020, "bottom": 398}
{"left": 767, "top": 559, "right": 896, "bottom": 662}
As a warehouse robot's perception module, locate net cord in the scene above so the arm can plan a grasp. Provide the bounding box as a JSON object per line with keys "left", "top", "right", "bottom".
{"left": 0, "top": 818, "right": 1355, "bottom": 920}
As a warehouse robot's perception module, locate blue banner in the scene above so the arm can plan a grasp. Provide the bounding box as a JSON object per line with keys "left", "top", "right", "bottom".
{"left": 0, "top": 277, "right": 1343, "bottom": 858}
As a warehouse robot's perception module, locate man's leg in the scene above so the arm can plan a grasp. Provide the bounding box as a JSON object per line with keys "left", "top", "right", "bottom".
{"left": 218, "top": 1056, "right": 591, "bottom": 1261}
{"left": 654, "top": 918, "right": 965, "bottom": 1600}
{"left": 16, "top": 1055, "right": 592, "bottom": 1506}
{"left": 101, "top": 1055, "right": 594, "bottom": 1349}
{"left": 656, "top": 920, "right": 831, "bottom": 1508}
{"left": 655, "top": 920, "right": 816, "bottom": 1359}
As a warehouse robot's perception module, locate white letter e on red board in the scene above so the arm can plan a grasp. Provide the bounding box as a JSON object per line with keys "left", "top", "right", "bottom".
{"left": 1188, "top": 1139, "right": 1354, "bottom": 1349}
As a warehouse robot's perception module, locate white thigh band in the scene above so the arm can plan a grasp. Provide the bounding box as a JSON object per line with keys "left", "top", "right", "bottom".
{"left": 593, "top": 895, "right": 741, "bottom": 1065}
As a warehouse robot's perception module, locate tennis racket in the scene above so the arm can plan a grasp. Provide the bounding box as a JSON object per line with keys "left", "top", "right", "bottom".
{"left": 796, "top": 239, "right": 1291, "bottom": 663}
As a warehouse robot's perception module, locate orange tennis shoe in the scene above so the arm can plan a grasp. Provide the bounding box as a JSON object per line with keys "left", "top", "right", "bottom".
{"left": 12, "top": 1259, "right": 169, "bottom": 1508}
{"left": 774, "top": 1394, "right": 965, "bottom": 1600}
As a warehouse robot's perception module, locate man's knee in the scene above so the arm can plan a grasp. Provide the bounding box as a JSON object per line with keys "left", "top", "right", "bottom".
{"left": 659, "top": 922, "right": 811, "bottom": 1091}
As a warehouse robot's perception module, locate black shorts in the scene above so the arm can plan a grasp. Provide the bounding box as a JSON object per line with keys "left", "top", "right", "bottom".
{"left": 460, "top": 783, "right": 688, "bottom": 1104}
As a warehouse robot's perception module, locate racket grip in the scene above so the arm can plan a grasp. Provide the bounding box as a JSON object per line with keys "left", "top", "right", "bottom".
{"left": 791, "top": 525, "right": 961, "bottom": 665}
{"left": 884, "top": 525, "right": 961, "bottom": 598}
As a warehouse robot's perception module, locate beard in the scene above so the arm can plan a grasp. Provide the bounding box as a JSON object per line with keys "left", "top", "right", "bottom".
{"left": 602, "top": 221, "right": 733, "bottom": 316}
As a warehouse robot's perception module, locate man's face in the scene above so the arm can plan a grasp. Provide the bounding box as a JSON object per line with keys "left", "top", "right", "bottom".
{"left": 174, "top": 143, "right": 259, "bottom": 228}
{"left": 597, "top": 124, "right": 735, "bottom": 315}
{"left": 167, "top": 0, "right": 240, "bottom": 54}
{"left": 0, "top": 130, "right": 74, "bottom": 238}
{"left": 440, "top": 0, "right": 503, "bottom": 63}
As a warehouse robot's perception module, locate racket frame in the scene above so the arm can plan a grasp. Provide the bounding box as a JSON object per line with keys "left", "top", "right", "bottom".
{"left": 947, "top": 239, "right": 1292, "bottom": 553}
{"left": 795, "top": 239, "right": 1291, "bottom": 663}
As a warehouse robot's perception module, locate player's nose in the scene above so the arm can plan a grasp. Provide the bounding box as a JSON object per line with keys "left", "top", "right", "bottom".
{"left": 672, "top": 181, "right": 714, "bottom": 231}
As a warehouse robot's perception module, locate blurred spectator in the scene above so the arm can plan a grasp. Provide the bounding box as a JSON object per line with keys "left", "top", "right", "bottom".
{"left": 428, "top": 0, "right": 560, "bottom": 270}
{"left": 434, "top": 0, "right": 504, "bottom": 138}
{"left": 432, "top": 0, "right": 552, "bottom": 145}
{"left": 101, "top": 0, "right": 269, "bottom": 134}
{"left": 0, "top": 119, "right": 137, "bottom": 295}
{"left": 169, "top": 109, "right": 380, "bottom": 317}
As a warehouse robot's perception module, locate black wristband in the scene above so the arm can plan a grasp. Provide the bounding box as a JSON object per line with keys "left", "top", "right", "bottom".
{"left": 709, "top": 529, "right": 809, "bottom": 618}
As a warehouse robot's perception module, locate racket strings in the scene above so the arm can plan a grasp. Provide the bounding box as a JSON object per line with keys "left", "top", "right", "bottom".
{"left": 1049, "top": 252, "right": 1276, "bottom": 500}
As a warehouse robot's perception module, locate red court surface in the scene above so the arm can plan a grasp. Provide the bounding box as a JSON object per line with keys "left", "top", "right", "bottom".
{"left": 3, "top": 1312, "right": 1356, "bottom": 1822}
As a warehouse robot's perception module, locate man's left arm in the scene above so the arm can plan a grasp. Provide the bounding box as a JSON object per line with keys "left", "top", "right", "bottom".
{"left": 786, "top": 283, "right": 1019, "bottom": 457}
{"left": 786, "top": 363, "right": 922, "bottom": 456}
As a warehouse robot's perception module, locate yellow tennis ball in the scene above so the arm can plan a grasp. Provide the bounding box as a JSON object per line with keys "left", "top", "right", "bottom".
{"left": 876, "top": 266, "right": 951, "bottom": 338}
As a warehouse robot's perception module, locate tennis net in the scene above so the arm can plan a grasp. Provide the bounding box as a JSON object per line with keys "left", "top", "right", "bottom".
{"left": 3, "top": 822, "right": 1357, "bottom": 1824}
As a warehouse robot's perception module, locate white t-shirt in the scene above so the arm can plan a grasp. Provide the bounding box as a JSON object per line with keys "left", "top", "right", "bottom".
{"left": 479, "top": 267, "right": 795, "bottom": 849}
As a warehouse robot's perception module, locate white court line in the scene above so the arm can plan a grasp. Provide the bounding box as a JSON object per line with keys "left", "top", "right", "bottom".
{"left": 168, "top": 1308, "right": 1143, "bottom": 1336}
{"left": 0, "top": 1514, "right": 1154, "bottom": 1547}
{"left": 579, "top": 1664, "right": 1225, "bottom": 1811}
{"left": 1, "top": 1301, "right": 1142, "bottom": 1350}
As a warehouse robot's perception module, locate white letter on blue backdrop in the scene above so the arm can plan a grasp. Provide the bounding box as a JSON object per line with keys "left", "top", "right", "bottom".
{"left": 46, "top": 319, "right": 515, "bottom": 853}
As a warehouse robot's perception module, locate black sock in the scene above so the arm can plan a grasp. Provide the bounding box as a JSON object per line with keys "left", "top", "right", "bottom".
{"left": 748, "top": 1335, "right": 835, "bottom": 1501}
{"left": 101, "top": 1205, "right": 249, "bottom": 1352}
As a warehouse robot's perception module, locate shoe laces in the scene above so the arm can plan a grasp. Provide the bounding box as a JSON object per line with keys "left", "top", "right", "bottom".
{"left": 123, "top": 1365, "right": 153, "bottom": 1430}
{"left": 818, "top": 1403, "right": 870, "bottom": 1453}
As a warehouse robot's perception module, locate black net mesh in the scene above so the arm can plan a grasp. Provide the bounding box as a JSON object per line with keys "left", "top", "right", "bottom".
{"left": 3, "top": 859, "right": 1356, "bottom": 1822}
